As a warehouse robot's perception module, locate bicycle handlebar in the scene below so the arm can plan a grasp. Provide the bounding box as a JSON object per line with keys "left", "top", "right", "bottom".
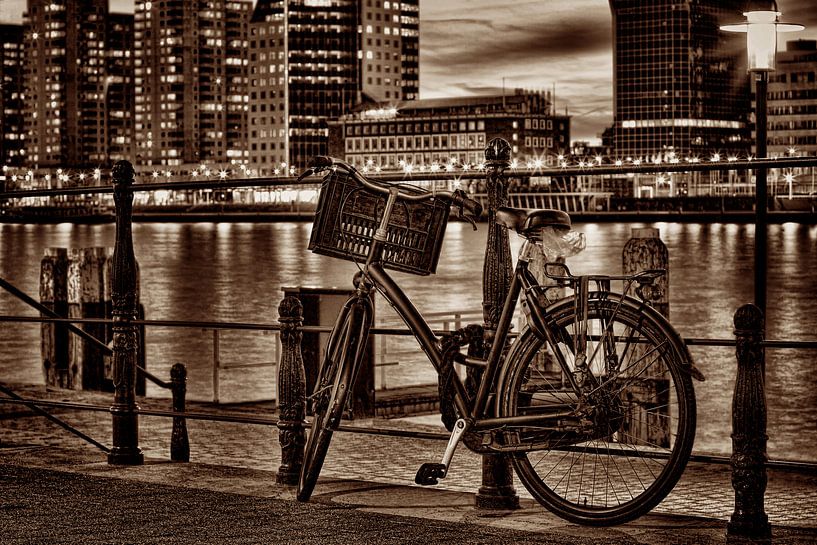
{"left": 299, "top": 156, "right": 482, "bottom": 219}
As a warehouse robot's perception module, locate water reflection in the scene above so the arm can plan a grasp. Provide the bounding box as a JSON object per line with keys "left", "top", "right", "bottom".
{"left": 0, "top": 220, "right": 815, "bottom": 461}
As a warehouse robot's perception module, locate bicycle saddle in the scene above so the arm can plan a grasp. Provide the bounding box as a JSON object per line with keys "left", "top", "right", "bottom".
{"left": 495, "top": 207, "right": 571, "bottom": 238}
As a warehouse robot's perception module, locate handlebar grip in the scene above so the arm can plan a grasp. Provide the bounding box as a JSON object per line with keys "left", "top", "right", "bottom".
{"left": 309, "top": 156, "right": 333, "bottom": 169}
{"left": 452, "top": 191, "right": 482, "bottom": 218}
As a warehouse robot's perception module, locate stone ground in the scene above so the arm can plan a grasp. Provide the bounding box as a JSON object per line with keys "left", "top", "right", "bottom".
{"left": 1, "top": 383, "right": 816, "bottom": 544}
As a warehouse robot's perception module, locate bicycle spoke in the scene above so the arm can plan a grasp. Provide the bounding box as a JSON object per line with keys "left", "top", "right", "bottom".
{"left": 503, "top": 294, "right": 695, "bottom": 524}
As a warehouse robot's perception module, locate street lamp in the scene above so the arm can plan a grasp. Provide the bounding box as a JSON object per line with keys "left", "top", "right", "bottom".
{"left": 721, "top": 1, "right": 802, "bottom": 317}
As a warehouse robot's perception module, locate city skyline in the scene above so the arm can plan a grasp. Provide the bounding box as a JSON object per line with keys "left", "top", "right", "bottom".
{"left": 2, "top": 0, "right": 816, "bottom": 144}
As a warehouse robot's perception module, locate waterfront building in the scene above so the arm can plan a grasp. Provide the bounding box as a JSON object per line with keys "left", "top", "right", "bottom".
{"left": 133, "top": 0, "right": 251, "bottom": 169}
{"left": 104, "top": 14, "right": 135, "bottom": 166}
{"left": 247, "top": 0, "right": 420, "bottom": 175}
{"left": 361, "top": 0, "right": 419, "bottom": 102}
{"left": 327, "top": 91, "right": 569, "bottom": 170}
{"left": 608, "top": 0, "right": 751, "bottom": 161}
{"left": 767, "top": 40, "right": 817, "bottom": 157}
{"left": 22, "top": 0, "right": 109, "bottom": 168}
{"left": 0, "top": 24, "right": 25, "bottom": 167}
{"left": 247, "top": 0, "right": 360, "bottom": 174}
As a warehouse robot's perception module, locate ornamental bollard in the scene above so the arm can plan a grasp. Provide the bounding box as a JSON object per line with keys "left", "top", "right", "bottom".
{"left": 473, "top": 137, "right": 519, "bottom": 510}
{"left": 170, "top": 362, "right": 190, "bottom": 463}
{"left": 277, "top": 296, "right": 306, "bottom": 485}
{"left": 108, "top": 160, "right": 144, "bottom": 465}
{"left": 728, "top": 304, "right": 770, "bottom": 541}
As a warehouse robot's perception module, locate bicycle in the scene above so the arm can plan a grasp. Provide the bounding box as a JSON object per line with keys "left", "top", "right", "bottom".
{"left": 295, "top": 156, "right": 704, "bottom": 526}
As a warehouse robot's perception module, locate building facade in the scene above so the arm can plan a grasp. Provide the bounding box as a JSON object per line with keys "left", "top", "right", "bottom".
{"left": 133, "top": 0, "right": 251, "bottom": 168}
{"left": 0, "top": 24, "right": 25, "bottom": 167}
{"left": 328, "top": 91, "right": 569, "bottom": 170}
{"left": 609, "top": 0, "right": 751, "bottom": 160}
{"left": 248, "top": 0, "right": 360, "bottom": 174}
{"left": 767, "top": 40, "right": 817, "bottom": 157}
{"left": 22, "top": 0, "right": 109, "bottom": 168}
{"left": 247, "top": 0, "right": 421, "bottom": 174}
{"left": 105, "top": 14, "right": 136, "bottom": 165}
{"left": 360, "top": 0, "right": 419, "bottom": 102}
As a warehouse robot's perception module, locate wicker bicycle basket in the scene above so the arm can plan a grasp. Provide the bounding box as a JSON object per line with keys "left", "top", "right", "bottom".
{"left": 308, "top": 169, "right": 450, "bottom": 276}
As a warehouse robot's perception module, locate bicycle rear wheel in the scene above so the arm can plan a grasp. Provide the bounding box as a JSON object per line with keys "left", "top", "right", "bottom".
{"left": 297, "top": 300, "right": 370, "bottom": 502}
{"left": 498, "top": 293, "right": 696, "bottom": 525}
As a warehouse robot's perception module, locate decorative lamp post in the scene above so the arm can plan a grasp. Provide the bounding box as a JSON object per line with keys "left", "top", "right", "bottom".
{"left": 721, "top": 1, "right": 802, "bottom": 317}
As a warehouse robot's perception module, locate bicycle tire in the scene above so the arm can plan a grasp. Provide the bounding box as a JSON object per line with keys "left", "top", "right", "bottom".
{"left": 297, "top": 300, "right": 370, "bottom": 502}
{"left": 498, "top": 292, "right": 696, "bottom": 526}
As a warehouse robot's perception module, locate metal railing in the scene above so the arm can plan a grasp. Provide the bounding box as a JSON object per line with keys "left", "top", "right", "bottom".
{"left": 1, "top": 142, "right": 817, "bottom": 535}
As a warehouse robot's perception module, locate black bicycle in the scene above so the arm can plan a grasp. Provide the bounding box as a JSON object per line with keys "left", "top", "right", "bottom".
{"left": 295, "top": 156, "right": 704, "bottom": 526}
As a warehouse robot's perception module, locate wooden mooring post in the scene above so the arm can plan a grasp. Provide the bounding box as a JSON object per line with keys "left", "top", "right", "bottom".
{"left": 728, "top": 304, "right": 770, "bottom": 542}
{"left": 39, "top": 246, "right": 145, "bottom": 394}
{"left": 622, "top": 227, "right": 671, "bottom": 448}
{"left": 107, "top": 160, "right": 143, "bottom": 465}
{"left": 40, "top": 248, "right": 69, "bottom": 387}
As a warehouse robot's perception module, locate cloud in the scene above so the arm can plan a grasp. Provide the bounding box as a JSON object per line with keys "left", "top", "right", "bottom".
{"left": 419, "top": 0, "right": 614, "bottom": 141}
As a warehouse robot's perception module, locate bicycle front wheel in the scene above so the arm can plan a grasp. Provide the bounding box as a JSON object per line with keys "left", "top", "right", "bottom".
{"left": 498, "top": 293, "right": 696, "bottom": 526}
{"left": 297, "top": 300, "right": 370, "bottom": 502}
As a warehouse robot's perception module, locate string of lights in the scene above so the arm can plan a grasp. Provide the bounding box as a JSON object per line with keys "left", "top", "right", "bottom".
{"left": 2, "top": 147, "right": 814, "bottom": 189}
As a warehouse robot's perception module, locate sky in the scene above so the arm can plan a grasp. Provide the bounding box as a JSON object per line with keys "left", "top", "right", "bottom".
{"left": 2, "top": 0, "right": 816, "bottom": 143}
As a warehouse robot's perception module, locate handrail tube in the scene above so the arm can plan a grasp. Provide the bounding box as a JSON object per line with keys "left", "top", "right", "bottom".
{"left": 3, "top": 156, "right": 817, "bottom": 201}
{"left": 0, "top": 278, "right": 113, "bottom": 355}
{"left": 0, "top": 384, "right": 110, "bottom": 453}
{"left": 4, "top": 396, "right": 815, "bottom": 472}
{"left": 3, "top": 314, "right": 817, "bottom": 348}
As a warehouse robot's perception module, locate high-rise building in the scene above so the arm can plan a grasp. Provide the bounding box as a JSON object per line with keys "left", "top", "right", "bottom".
{"left": 247, "top": 0, "right": 420, "bottom": 174}
{"left": 361, "top": 0, "right": 419, "bottom": 102}
{"left": 22, "top": 0, "right": 109, "bottom": 168}
{"left": 133, "top": 0, "right": 251, "bottom": 169}
{"left": 248, "top": 0, "right": 360, "bottom": 174}
{"left": 0, "top": 24, "right": 25, "bottom": 167}
{"left": 767, "top": 40, "right": 817, "bottom": 157}
{"left": 609, "top": 1, "right": 751, "bottom": 160}
{"left": 105, "top": 14, "right": 136, "bottom": 165}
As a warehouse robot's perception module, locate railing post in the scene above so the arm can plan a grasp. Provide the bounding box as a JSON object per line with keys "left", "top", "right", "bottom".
{"left": 170, "top": 362, "right": 189, "bottom": 462}
{"left": 728, "top": 304, "right": 770, "bottom": 541}
{"left": 277, "top": 296, "right": 306, "bottom": 485}
{"left": 107, "top": 160, "right": 143, "bottom": 465}
{"left": 473, "top": 137, "right": 519, "bottom": 510}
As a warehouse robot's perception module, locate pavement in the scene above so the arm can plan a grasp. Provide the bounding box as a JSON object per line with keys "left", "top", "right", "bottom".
{"left": 1, "top": 383, "right": 816, "bottom": 544}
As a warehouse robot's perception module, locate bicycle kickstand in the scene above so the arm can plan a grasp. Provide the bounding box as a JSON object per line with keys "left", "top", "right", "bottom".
{"left": 414, "top": 418, "right": 468, "bottom": 486}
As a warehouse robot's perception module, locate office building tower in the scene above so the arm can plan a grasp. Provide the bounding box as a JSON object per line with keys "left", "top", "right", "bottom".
{"left": 0, "top": 24, "right": 25, "bottom": 167}
{"left": 133, "top": 0, "right": 251, "bottom": 168}
{"left": 105, "top": 14, "right": 135, "bottom": 165}
{"left": 767, "top": 40, "right": 817, "bottom": 157}
{"left": 248, "top": 0, "right": 360, "bottom": 173}
{"left": 22, "top": 0, "right": 108, "bottom": 168}
{"left": 361, "top": 0, "right": 419, "bottom": 102}
{"left": 609, "top": 0, "right": 751, "bottom": 160}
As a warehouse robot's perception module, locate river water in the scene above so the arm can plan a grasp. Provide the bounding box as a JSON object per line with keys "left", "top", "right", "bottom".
{"left": 0, "top": 220, "right": 815, "bottom": 462}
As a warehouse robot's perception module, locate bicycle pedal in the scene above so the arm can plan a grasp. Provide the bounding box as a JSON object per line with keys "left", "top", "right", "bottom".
{"left": 414, "top": 463, "right": 447, "bottom": 486}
